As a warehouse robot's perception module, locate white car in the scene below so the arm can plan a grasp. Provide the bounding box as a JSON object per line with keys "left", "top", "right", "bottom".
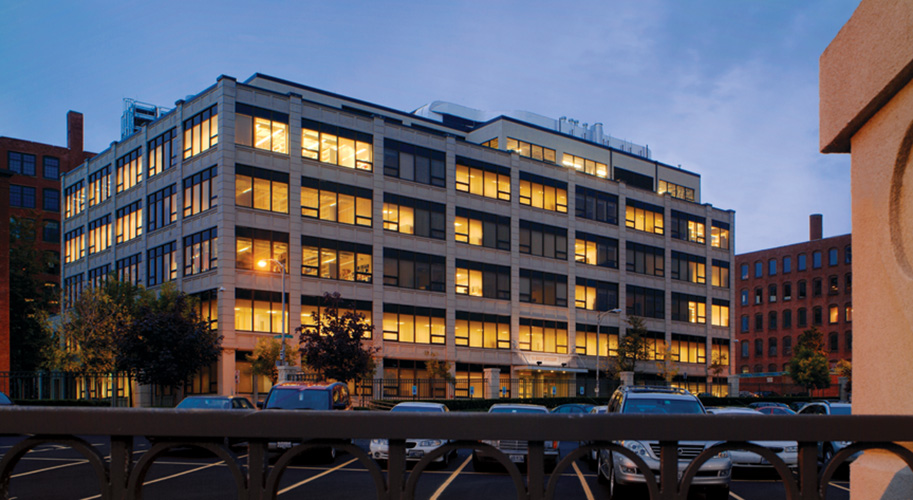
{"left": 706, "top": 407, "right": 798, "bottom": 469}
{"left": 370, "top": 402, "right": 454, "bottom": 466}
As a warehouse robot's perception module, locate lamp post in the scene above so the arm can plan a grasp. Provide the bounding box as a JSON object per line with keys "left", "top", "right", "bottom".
{"left": 258, "top": 258, "right": 288, "bottom": 366}
{"left": 595, "top": 308, "right": 623, "bottom": 398}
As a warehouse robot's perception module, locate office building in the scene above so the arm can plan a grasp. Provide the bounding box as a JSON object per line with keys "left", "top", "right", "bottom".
{"left": 60, "top": 74, "right": 735, "bottom": 398}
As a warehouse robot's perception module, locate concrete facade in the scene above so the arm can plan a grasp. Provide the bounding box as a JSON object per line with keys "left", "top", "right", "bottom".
{"left": 820, "top": 0, "right": 913, "bottom": 497}
{"left": 59, "top": 74, "right": 735, "bottom": 400}
{"left": 734, "top": 215, "right": 851, "bottom": 397}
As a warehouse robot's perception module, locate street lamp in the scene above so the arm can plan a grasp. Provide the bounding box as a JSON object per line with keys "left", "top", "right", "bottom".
{"left": 595, "top": 307, "right": 623, "bottom": 398}
{"left": 258, "top": 258, "right": 288, "bottom": 366}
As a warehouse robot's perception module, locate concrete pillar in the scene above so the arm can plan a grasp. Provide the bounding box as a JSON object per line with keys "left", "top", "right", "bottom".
{"left": 483, "top": 368, "right": 501, "bottom": 399}
{"left": 277, "top": 364, "right": 297, "bottom": 383}
{"left": 820, "top": 2, "right": 913, "bottom": 497}
{"left": 838, "top": 376, "right": 850, "bottom": 402}
{"left": 728, "top": 375, "right": 740, "bottom": 398}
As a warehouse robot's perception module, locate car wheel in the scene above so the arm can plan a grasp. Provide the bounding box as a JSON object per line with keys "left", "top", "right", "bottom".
{"left": 588, "top": 448, "right": 598, "bottom": 471}
{"left": 609, "top": 459, "right": 631, "bottom": 500}
{"left": 441, "top": 450, "right": 450, "bottom": 468}
{"left": 823, "top": 444, "right": 835, "bottom": 464}
{"left": 705, "top": 485, "right": 730, "bottom": 500}
{"left": 597, "top": 453, "right": 609, "bottom": 484}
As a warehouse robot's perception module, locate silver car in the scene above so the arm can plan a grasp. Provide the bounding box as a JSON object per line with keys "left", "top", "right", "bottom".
{"left": 599, "top": 387, "right": 731, "bottom": 500}
{"left": 370, "top": 402, "right": 454, "bottom": 466}
{"left": 472, "top": 403, "right": 560, "bottom": 471}
{"left": 706, "top": 407, "right": 797, "bottom": 469}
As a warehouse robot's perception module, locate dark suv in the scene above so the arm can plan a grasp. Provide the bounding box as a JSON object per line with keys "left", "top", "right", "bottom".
{"left": 598, "top": 386, "right": 731, "bottom": 500}
{"left": 261, "top": 381, "right": 351, "bottom": 461}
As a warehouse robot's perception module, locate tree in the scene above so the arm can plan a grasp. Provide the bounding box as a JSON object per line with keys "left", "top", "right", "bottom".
{"left": 116, "top": 283, "right": 222, "bottom": 392}
{"left": 424, "top": 352, "right": 454, "bottom": 398}
{"left": 297, "top": 292, "right": 377, "bottom": 384}
{"left": 655, "top": 344, "right": 680, "bottom": 383}
{"left": 9, "top": 216, "right": 56, "bottom": 371}
{"left": 616, "top": 316, "right": 650, "bottom": 375}
{"left": 247, "top": 337, "right": 297, "bottom": 384}
{"left": 44, "top": 277, "right": 144, "bottom": 372}
{"left": 835, "top": 359, "right": 852, "bottom": 394}
{"left": 788, "top": 327, "right": 831, "bottom": 393}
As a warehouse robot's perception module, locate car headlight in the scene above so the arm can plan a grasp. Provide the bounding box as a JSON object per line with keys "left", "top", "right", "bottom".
{"left": 716, "top": 450, "right": 730, "bottom": 458}
{"left": 419, "top": 440, "right": 443, "bottom": 447}
{"left": 621, "top": 441, "right": 651, "bottom": 458}
{"left": 371, "top": 439, "right": 388, "bottom": 446}
{"left": 784, "top": 445, "right": 798, "bottom": 453}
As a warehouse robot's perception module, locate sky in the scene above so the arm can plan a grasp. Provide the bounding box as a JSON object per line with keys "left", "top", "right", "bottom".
{"left": 0, "top": 0, "right": 860, "bottom": 253}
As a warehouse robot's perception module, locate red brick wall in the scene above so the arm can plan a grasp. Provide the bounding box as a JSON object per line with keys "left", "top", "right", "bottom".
{"left": 0, "top": 170, "right": 10, "bottom": 375}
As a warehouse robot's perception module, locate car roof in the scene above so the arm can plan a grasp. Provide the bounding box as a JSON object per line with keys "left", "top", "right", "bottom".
{"left": 489, "top": 403, "right": 548, "bottom": 411}
{"left": 391, "top": 402, "right": 447, "bottom": 410}
{"left": 707, "top": 407, "right": 762, "bottom": 415}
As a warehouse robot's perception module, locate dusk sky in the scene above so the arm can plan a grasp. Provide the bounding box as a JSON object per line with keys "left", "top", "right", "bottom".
{"left": 0, "top": 0, "right": 860, "bottom": 253}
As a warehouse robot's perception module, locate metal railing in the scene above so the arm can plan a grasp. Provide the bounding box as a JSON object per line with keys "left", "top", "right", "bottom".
{"left": 1, "top": 407, "right": 912, "bottom": 499}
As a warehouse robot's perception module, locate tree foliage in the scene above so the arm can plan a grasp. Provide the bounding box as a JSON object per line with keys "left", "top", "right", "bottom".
{"left": 9, "top": 216, "right": 56, "bottom": 371}
{"left": 116, "top": 284, "right": 222, "bottom": 389}
{"left": 615, "top": 316, "right": 650, "bottom": 374}
{"left": 44, "top": 278, "right": 144, "bottom": 372}
{"left": 655, "top": 344, "right": 679, "bottom": 383}
{"left": 247, "top": 337, "right": 297, "bottom": 384}
{"left": 297, "top": 292, "right": 377, "bottom": 384}
{"left": 424, "top": 352, "right": 454, "bottom": 382}
{"left": 788, "top": 327, "right": 831, "bottom": 391}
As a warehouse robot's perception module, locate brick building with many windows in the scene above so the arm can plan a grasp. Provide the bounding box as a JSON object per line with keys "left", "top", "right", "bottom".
{"left": 60, "top": 74, "right": 735, "bottom": 399}
{"left": 0, "top": 111, "right": 93, "bottom": 372}
{"left": 734, "top": 214, "right": 851, "bottom": 397}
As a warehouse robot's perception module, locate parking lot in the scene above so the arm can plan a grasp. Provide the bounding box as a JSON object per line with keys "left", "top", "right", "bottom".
{"left": 0, "top": 436, "right": 849, "bottom": 499}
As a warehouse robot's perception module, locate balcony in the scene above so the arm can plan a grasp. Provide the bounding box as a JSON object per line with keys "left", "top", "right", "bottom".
{"left": 2, "top": 407, "right": 913, "bottom": 499}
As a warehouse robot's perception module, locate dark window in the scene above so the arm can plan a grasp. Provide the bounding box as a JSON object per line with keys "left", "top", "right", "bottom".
{"left": 43, "top": 157, "right": 59, "bottom": 179}
{"left": 8, "top": 152, "right": 36, "bottom": 175}
{"left": 768, "top": 258, "right": 777, "bottom": 276}
{"left": 755, "top": 313, "right": 763, "bottom": 331}
{"left": 671, "top": 251, "right": 706, "bottom": 283}
{"left": 845, "top": 273, "right": 852, "bottom": 294}
{"left": 383, "top": 248, "right": 445, "bottom": 292}
{"left": 43, "top": 188, "right": 60, "bottom": 212}
{"left": 754, "top": 287, "right": 763, "bottom": 305}
{"left": 575, "top": 231, "right": 619, "bottom": 268}
{"left": 783, "top": 336, "right": 792, "bottom": 356}
{"left": 812, "top": 278, "right": 822, "bottom": 297}
{"left": 813, "top": 306, "right": 823, "bottom": 326}
{"left": 670, "top": 210, "right": 706, "bottom": 244}
{"left": 671, "top": 293, "right": 706, "bottom": 323}
{"left": 829, "top": 332, "right": 839, "bottom": 352}
{"left": 455, "top": 207, "right": 510, "bottom": 251}
{"left": 148, "top": 128, "right": 178, "bottom": 176}
{"left": 741, "top": 342, "right": 749, "bottom": 358}
{"left": 626, "top": 285, "right": 664, "bottom": 319}
{"left": 798, "top": 308, "right": 807, "bottom": 327}
{"left": 829, "top": 248, "right": 838, "bottom": 266}
{"left": 10, "top": 185, "right": 36, "bottom": 208}
{"left": 183, "top": 228, "right": 218, "bottom": 276}
{"left": 384, "top": 139, "right": 445, "bottom": 187}
{"left": 768, "top": 311, "right": 778, "bottom": 330}
{"left": 520, "top": 220, "right": 567, "bottom": 260}
{"left": 783, "top": 256, "right": 792, "bottom": 273}
{"left": 783, "top": 282, "right": 792, "bottom": 301}
{"left": 147, "top": 241, "right": 177, "bottom": 286}
{"left": 116, "top": 253, "right": 142, "bottom": 285}
{"left": 755, "top": 339, "right": 763, "bottom": 356}
{"left": 184, "top": 165, "right": 218, "bottom": 217}
{"left": 740, "top": 263, "right": 749, "bottom": 280}
{"left": 626, "top": 241, "right": 664, "bottom": 277}
{"left": 845, "top": 246, "right": 852, "bottom": 264}
{"left": 147, "top": 184, "right": 177, "bottom": 231}
{"left": 813, "top": 251, "right": 822, "bottom": 269}
{"left": 754, "top": 261, "right": 763, "bottom": 278}
{"left": 740, "top": 289, "right": 749, "bottom": 306}
{"left": 43, "top": 220, "right": 59, "bottom": 243}
{"left": 769, "top": 284, "right": 777, "bottom": 302}
{"left": 768, "top": 338, "right": 778, "bottom": 357}
{"left": 740, "top": 315, "right": 749, "bottom": 333}
{"left": 845, "top": 331, "right": 852, "bottom": 351}
{"left": 575, "top": 186, "right": 618, "bottom": 225}
{"left": 519, "top": 269, "right": 567, "bottom": 306}
{"left": 782, "top": 309, "right": 792, "bottom": 329}
{"left": 798, "top": 280, "right": 807, "bottom": 299}
{"left": 829, "top": 275, "right": 839, "bottom": 295}
{"left": 575, "top": 277, "right": 619, "bottom": 311}
{"left": 613, "top": 167, "right": 653, "bottom": 191}
{"left": 798, "top": 253, "right": 807, "bottom": 271}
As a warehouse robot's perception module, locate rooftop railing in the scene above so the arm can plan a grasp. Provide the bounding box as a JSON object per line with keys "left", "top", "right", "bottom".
{"left": 1, "top": 407, "right": 912, "bottom": 499}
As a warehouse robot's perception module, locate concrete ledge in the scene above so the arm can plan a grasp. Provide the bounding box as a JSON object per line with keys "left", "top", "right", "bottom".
{"left": 819, "top": 0, "right": 913, "bottom": 153}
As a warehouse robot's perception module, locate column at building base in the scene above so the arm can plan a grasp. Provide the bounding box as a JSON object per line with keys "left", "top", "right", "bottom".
{"left": 851, "top": 451, "right": 913, "bottom": 500}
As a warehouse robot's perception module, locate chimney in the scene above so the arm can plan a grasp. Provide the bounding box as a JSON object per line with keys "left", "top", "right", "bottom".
{"left": 66, "top": 111, "right": 84, "bottom": 171}
{"left": 810, "top": 214, "right": 823, "bottom": 241}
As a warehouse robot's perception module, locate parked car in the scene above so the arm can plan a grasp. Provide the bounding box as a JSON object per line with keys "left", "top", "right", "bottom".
{"left": 584, "top": 405, "right": 608, "bottom": 467}
{"left": 472, "top": 404, "right": 559, "bottom": 471}
{"left": 0, "top": 391, "right": 12, "bottom": 405}
{"left": 747, "top": 401, "right": 789, "bottom": 409}
{"left": 370, "top": 402, "right": 455, "bottom": 467}
{"left": 598, "top": 386, "right": 731, "bottom": 500}
{"left": 797, "top": 401, "right": 855, "bottom": 464}
{"left": 706, "top": 407, "right": 798, "bottom": 469}
{"left": 754, "top": 405, "right": 796, "bottom": 415}
{"left": 176, "top": 395, "right": 255, "bottom": 410}
{"left": 261, "top": 381, "right": 351, "bottom": 462}
{"left": 550, "top": 403, "right": 594, "bottom": 414}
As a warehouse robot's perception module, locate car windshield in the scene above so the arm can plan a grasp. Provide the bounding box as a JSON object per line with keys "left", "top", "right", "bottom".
{"left": 489, "top": 407, "right": 546, "bottom": 414}
{"left": 0, "top": 392, "right": 11, "bottom": 405}
{"left": 177, "top": 398, "right": 230, "bottom": 409}
{"left": 391, "top": 406, "right": 444, "bottom": 413}
{"left": 266, "top": 389, "right": 329, "bottom": 410}
{"left": 830, "top": 405, "right": 851, "bottom": 415}
{"left": 623, "top": 398, "right": 704, "bottom": 414}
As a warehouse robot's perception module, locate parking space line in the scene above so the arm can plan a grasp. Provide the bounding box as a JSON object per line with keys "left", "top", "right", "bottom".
{"left": 570, "top": 462, "right": 594, "bottom": 500}
{"left": 11, "top": 460, "right": 88, "bottom": 478}
{"left": 429, "top": 455, "right": 472, "bottom": 500}
{"left": 829, "top": 482, "right": 850, "bottom": 492}
{"left": 277, "top": 458, "right": 358, "bottom": 495}
{"left": 729, "top": 491, "right": 746, "bottom": 500}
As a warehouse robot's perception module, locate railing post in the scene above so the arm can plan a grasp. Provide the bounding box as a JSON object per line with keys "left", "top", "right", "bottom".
{"left": 387, "top": 439, "right": 406, "bottom": 500}
{"left": 247, "top": 440, "right": 268, "bottom": 500}
{"left": 658, "top": 441, "right": 680, "bottom": 500}
{"left": 797, "top": 441, "right": 821, "bottom": 500}
{"left": 527, "top": 441, "right": 544, "bottom": 500}
{"left": 109, "top": 435, "right": 133, "bottom": 500}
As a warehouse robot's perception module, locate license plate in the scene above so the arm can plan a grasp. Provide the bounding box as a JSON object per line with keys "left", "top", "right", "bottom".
{"left": 277, "top": 441, "right": 293, "bottom": 449}
{"left": 408, "top": 450, "right": 424, "bottom": 459}
{"left": 509, "top": 455, "right": 524, "bottom": 463}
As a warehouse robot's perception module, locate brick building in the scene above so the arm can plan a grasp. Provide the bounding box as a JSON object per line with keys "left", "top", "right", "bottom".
{"left": 0, "top": 111, "right": 93, "bottom": 371}
{"left": 734, "top": 214, "right": 851, "bottom": 397}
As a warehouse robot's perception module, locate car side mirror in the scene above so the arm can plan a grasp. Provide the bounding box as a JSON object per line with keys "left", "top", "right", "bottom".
{"left": 257, "top": 401, "right": 264, "bottom": 409}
